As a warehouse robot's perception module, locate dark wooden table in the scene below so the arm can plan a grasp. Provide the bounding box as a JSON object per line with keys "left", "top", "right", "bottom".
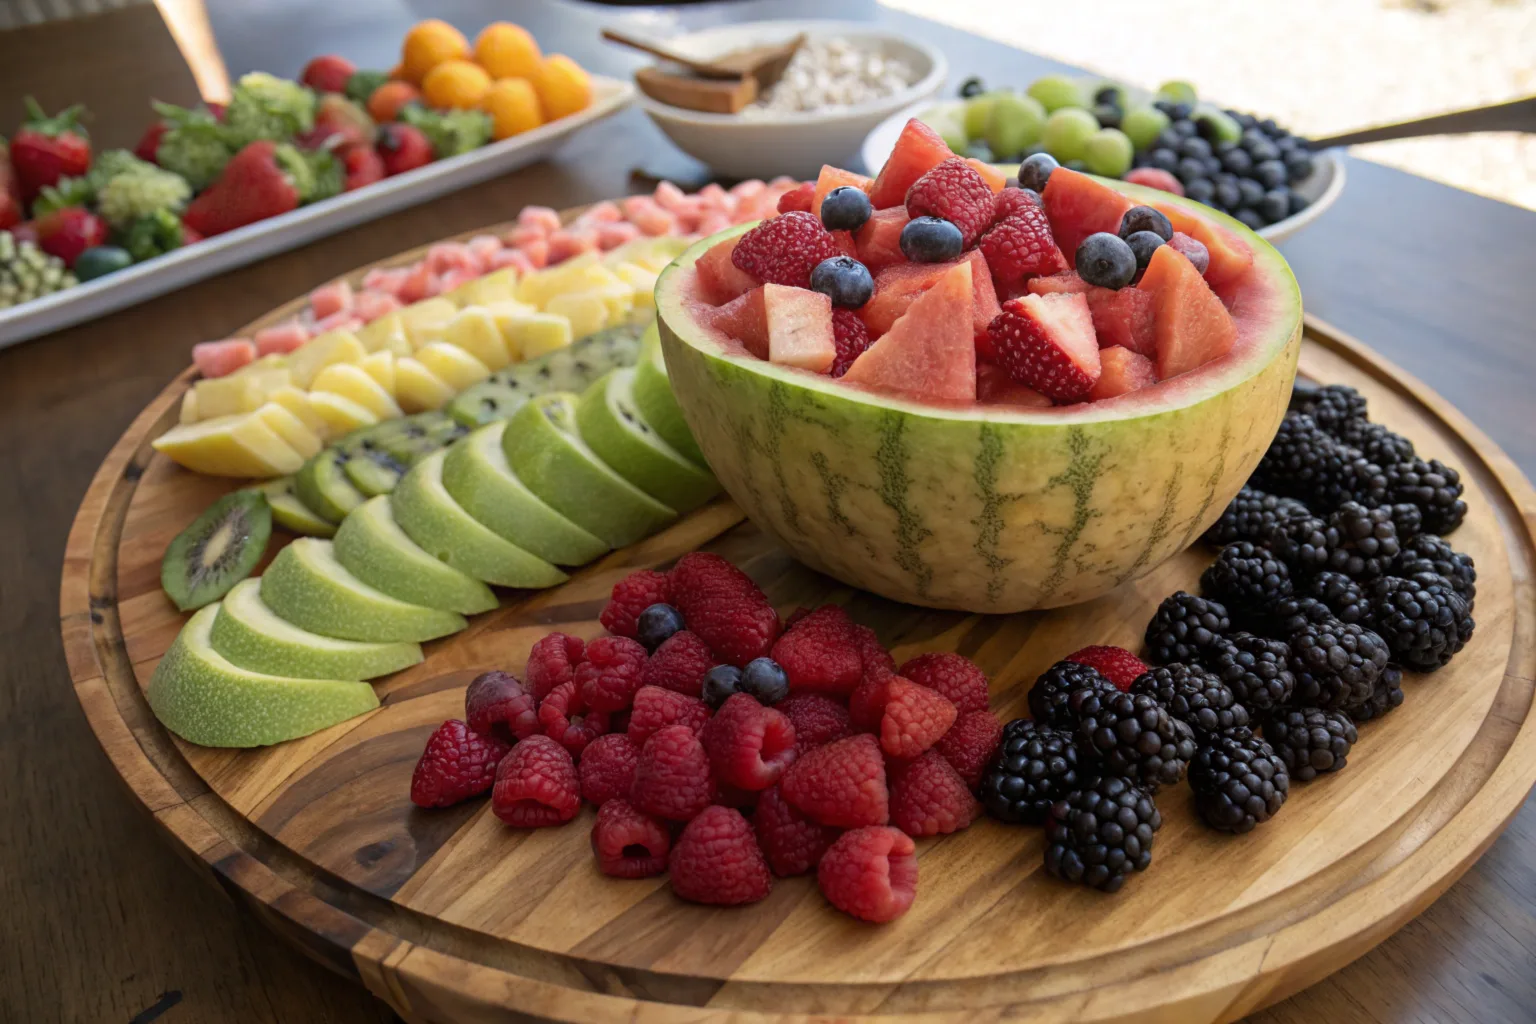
{"left": 2, "top": 2, "right": 1532, "bottom": 1021}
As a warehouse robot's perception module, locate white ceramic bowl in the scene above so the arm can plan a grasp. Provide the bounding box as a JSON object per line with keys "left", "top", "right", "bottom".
{"left": 636, "top": 20, "right": 946, "bottom": 180}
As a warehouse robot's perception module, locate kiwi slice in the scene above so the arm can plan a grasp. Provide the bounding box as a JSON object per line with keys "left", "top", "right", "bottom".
{"left": 161, "top": 489, "right": 272, "bottom": 611}
{"left": 447, "top": 381, "right": 529, "bottom": 428}
{"left": 257, "top": 478, "right": 336, "bottom": 538}
{"left": 343, "top": 444, "right": 407, "bottom": 497}
{"left": 295, "top": 448, "right": 367, "bottom": 523}
{"left": 374, "top": 412, "right": 467, "bottom": 465}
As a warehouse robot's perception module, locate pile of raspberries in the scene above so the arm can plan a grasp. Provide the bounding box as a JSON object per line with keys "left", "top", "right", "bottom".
{"left": 409, "top": 551, "right": 1005, "bottom": 923}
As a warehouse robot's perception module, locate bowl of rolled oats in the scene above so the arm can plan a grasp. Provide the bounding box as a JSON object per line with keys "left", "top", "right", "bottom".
{"left": 634, "top": 20, "right": 947, "bottom": 179}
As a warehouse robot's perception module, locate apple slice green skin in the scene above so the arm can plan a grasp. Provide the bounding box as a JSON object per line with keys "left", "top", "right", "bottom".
{"left": 502, "top": 393, "right": 677, "bottom": 549}
{"left": 211, "top": 578, "right": 423, "bottom": 680}
{"left": 576, "top": 367, "right": 720, "bottom": 513}
{"left": 391, "top": 450, "right": 568, "bottom": 589}
{"left": 632, "top": 325, "right": 708, "bottom": 468}
{"left": 441, "top": 421, "right": 609, "bottom": 566}
{"left": 334, "top": 496, "right": 499, "bottom": 614}
{"left": 149, "top": 605, "right": 381, "bottom": 748}
{"left": 261, "top": 537, "right": 466, "bottom": 643}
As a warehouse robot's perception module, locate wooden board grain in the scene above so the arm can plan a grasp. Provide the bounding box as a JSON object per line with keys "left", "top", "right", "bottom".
{"left": 58, "top": 234, "right": 1536, "bottom": 1022}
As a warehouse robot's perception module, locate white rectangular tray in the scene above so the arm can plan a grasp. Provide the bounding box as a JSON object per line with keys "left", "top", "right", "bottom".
{"left": 0, "top": 75, "right": 634, "bottom": 349}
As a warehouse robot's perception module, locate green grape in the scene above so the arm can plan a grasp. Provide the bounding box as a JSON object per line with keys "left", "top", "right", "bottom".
{"left": 1026, "top": 74, "right": 1086, "bottom": 113}
{"left": 984, "top": 93, "right": 1047, "bottom": 160}
{"left": 1156, "top": 80, "right": 1199, "bottom": 105}
{"left": 1121, "top": 106, "right": 1171, "bottom": 151}
{"left": 1194, "top": 108, "right": 1243, "bottom": 144}
{"left": 1083, "top": 128, "right": 1134, "bottom": 178}
{"left": 963, "top": 92, "right": 1007, "bottom": 140}
{"left": 1041, "top": 107, "right": 1100, "bottom": 163}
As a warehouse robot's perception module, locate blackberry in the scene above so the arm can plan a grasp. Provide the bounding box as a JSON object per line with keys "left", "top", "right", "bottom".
{"left": 1043, "top": 776, "right": 1161, "bottom": 892}
{"left": 1378, "top": 502, "right": 1424, "bottom": 542}
{"left": 1189, "top": 728, "right": 1289, "bottom": 833}
{"left": 1130, "top": 663, "right": 1250, "bottom": 739}
{"left": 1313, "top": 450, "right": 1390, "bottom": 512}
{"left": 1325, "top": 501, "right": 1400, "bottom": 579}
{"left": 1393, "top": 534, "right": 1476, "bottom": 606}
{"left": 1069, "top": 689, "right": 1197, "bottom": 792}
{"left": 980, "top": 720, "right": 1081, "bottom": 825}
{"left": 1345, "top": 664, "right": 1404, "bottom": 722}
{"left": 1347, "top": 422, "right": 1416, "bottom": 468}
{"left": 1268, "top": 595, "right": 1336, "bottom": 638}
{"left": 1200, "top": 541, "right": 1292, "bottom": 622}
{"left": 1286, "top": 378, "right": 1322, "bottom": 412}
{"left": 1305, "top": 571, "right": 1372, "bottom": 625}
{"left": 1144, "top": 591, "right": 1231, "bottom": 665}
{"left": 1262, "top": 707, "right": 1356, "bottom": 781}
{"left": 1256, "top": 413, "right": 1387, "bottom": 511}
{"left": 1027, "top": 661, "right": 1117, "bottom": 729}
{"left": 1202, "top": 487, "right": 1311, "bottom": 547}
{"left": 1203, "top": 632, "right": 1296, "bottom": 710}
{"left": 1293, "top": 383, "right": 1367, "bottom": 438}
{"left": 1368, "top": 572, "right": 1474, "bottom": 671}
{"left": 1269, "top": 515, "right": 1338, "bottom": 576}
{"left": 1385, "top": 457, "right": 1467, "bottom": 535}
{"left": 1288, "top": 620, "right": 1390, "bottom": 709}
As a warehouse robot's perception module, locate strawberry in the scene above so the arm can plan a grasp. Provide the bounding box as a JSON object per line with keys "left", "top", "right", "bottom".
{"left": 978, "top": 202, "right": 1067, "bottom": 287}
{"left": 986, "top": 293, "right": 1102, "bottom": 401}
{"left": 301, "top": 54, "right": 357, "bottom": 94}
{"left": 376, "top": 122, "right": 433, "bottom": 176}
{"left": 904, "top": 158, "right": 995, "bottom": 247}
{"left": 181, "top": 141, "right": 304, "bottom": 237}
{"left": 342, "top": 145, "right": 386, "bottom": 191}
{"left": 34, "top": 207, "right": 107, "bottom": 268}
{"left": 133, "top": 121, "right": 169, "bottom": 164}
{"left": 9, "top": 98, "right": 91, "bottom": 202}
{"left": 0, "top": 139, "right": 21, "bottom": 230}
{"left": 300, "top": 95, "right": 376, "bottom": 152}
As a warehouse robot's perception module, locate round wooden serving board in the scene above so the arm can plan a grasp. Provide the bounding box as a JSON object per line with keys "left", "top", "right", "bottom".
{"left": 60, "top": 220, "right": 1536, "bottom": 1023}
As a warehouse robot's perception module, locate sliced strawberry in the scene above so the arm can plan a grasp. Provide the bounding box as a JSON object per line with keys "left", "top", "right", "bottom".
{"left": 986, "top": 293, "right": 1101, "bottom": 401}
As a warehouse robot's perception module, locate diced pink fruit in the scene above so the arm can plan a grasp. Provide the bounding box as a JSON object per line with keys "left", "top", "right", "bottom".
{"left": 1124, "top": 167, "right": 1184, "bottom": 197}
{"left": 354, "top": 290, "right": 403, "bottom": 323}
{"left": 853, "top": 207, "right": 910, "bottom": 272}
{"left": 695, "top": 238, "right": 760, "bottom": 305}
{"left": 620, "top": 194, "right": 661, "bottom": 219}
{"left": 547, "top": 228, "right": 598, "bottom": 264}
{"left": 1138, "top": 243, "right": 1237, "bottom": 379}
{"left": 1085, "top": 286, "right": 1156, "bottom": 356}
{"left": 518, "top": 237, "right": 549, "bottom": 269}
{"left": 976, "top": 362, "right": 1053, "bottom": 406}
{"left": 696, "top": 212, "right": 733, "bottom": 237}
{"left": 768, "top": 176, "right": 800, "bottom": 191}
{"left": 630, "top": 205, "right": 677, "bottom": 237}
{"left": 439, "top": 267, "right": 480, "bottom": 292}
{"left": 253, "top": 321, "right": 311, "bottom": 356}
{"left": 362, "top": 266, "right": 409, "bottom": 297}
{"left": 698, "top": 182, "right": 735, "bottom": 214}
{"left": 308, "top": 280, "right": 353, "bottom": 320}
{"left": 654, "top": 180, "right": 688, "bottom": 212}
{"left": 764, "top": 284, "right": 834, "bottom": 373}
{"left": 466, "top": 234, "right": 503, "bottom": 263}
{"left": 708, "top": 285, "right": 768, "bottom": 359}
{"left": 1026, "top": 271, "right": 1092, "bottom": 296}
{"left": 398, "top": 263, "right": 441, "bottom": 303}
{"left": 730, "top": 179, "right": 766, "bottom": 199}
{"left": 1088, "top": 346, "right": 1157, "bottom": 400}
{"left": 491, "top": 248, "right": 534, "bottom": 273}
{"left": 830, "top": 230, "right": 859, "bottom": 259}
{"left": 812, "top": 165, "right": 874, "bottom": 220}
{"left": 504, "top": 224, "right": 548, "bottom": 249}
{"left": 597, "top": 222, "right": 641, "bottom": 250}
{"left": 843, "top": 262, "right": 976, "bottom": 402}
{"left": 518, "top": 206, "right": 562, "bottom": 233}
{"left": 312, "top": 309, "right": 362, "bottom": 333}
{"left": 426, "top": 242, "right": 484, "bottom": 276}
{"left": 193, "top": 338, "right": 257, "bottom": 378}
{"left": 578, "top": 199, "right": 623, "bottom": 224}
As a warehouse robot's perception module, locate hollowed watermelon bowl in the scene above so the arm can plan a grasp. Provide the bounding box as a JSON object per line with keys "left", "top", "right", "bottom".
{"left": 654, "top": 181, "right": 1302, "bottom": 613}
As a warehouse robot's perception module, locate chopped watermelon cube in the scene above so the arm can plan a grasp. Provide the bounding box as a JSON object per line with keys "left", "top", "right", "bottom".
{"left": 831, "top": 229, "right": 859, "bottom": 259}
{"left": 696, "top": 238, "right": 760, "bottom": 305}
{"left": 192, "top": 338, "right": 257, "bottom": 378}
{"left": 977, "top": 362, "right": 1052, "bottom": 407}
{"left": 1041, "top": 168, "right": 1134, "bottom": 269}
{"left": 1088, "top": 346, "right": 1157, "bottom": 400}
{"left": 1026, "top": 271, "right": 1092, "bottom": 296}
{"left": 1150, "top": 201, "right": 1254, "bottom": 288}
{"left": 867, "top": 119, "right": 954, "bottom": 209}
{"left": 842, "top": 261, "right": 976, "bottom": 402}
{"left": 854, "top": 207, "right": 911, "bottom": 272}
{"left": 708, "top": 285, "right": 769, "bottom": 359}
{"left": 1138, "top": 244, "right": 1237, "bottom": 379}
{"left": 862, "top": 251, "right": 998, "bottom": 349}
{"left": 764, "top": 284, "right": 835, "bottom": 373}
{"left": 1085, "top": 286, "right": 1156, "bottom": 356}
{"left": 812, "top": 165, "right": 873, "bottom": 220}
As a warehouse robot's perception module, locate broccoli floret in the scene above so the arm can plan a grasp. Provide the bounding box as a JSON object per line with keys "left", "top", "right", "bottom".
{"left": 96, "top": 163, "right": 192, "bottom": 228}
{"left": 85, "top": 149, "right": 152, "bottom": 191}
{"left": 270, "top": 143, "right": 341, "bottom": 203}
{"left": 31, "top": 176, "right": 94, "bottom": 218}
{"left": 399, "top": 105, "right": 491, "bottom": 158}
{"left": 306, "top": 148, "right": 343, "bottom": 203}
{"left": 344, "top": 70, "right": 390, "bottom": 106}
{"left": 122, "top": 209, "right": 185, "bottom": 262}
{"left": 153, "top": 103, "right": 234, "bottom": 192}
{"left": 224, "top": 72, "right": 316, "bottom": 148}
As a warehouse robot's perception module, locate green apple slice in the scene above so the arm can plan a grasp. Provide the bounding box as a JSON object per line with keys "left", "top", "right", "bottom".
{"left": 502, "top": 393, "right": 677, "bottom": 548}
{"left": 632, "top": 326, "right": 707, "bottom": 468}
{"left": 148, "top": 605, "right": 380, "bottom": 748}
{"left": 576, "top": 367, "right": 719, "bottom": 512}
{"left": 261, "top": 537, "right": 466, "bottom": 642}
{"left": 334, "top": 496, "right": 499, "bottom": 614}
{"left": 441, "top": 421, "right": 609, "bottom": 566}
{"left": 211, "top": 578, "right": 422, "bottom": 680}
{"left": 258, "top": 478, "right": 336, "bottom": 538}
{"left": 391, "top": 449, "right": 568, "bottom": 589}
{"left": 294, "top": 448, "right": 367, "bottom": 523}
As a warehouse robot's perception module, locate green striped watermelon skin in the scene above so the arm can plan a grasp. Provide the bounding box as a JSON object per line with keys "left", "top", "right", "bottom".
{"left": 656, "top": 186, "right": 1301, "bottom": 613}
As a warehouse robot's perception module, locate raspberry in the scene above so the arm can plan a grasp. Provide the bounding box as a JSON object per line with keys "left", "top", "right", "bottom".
{"left": 669, "top": 806, "right": 773, "bottom": 906}
{"left": 770, "top": 604, "right": 864, "bottom": 697}
{"left": 730, "top": 211, "right": 842, "bottom": 289}
{"left": 785, "top": 606, "right": 813, "bottom": 629}
{"left": 575, "top": 635, "right": 648, "bottom": 713}
{"left": 590, "top": 799, "right": 670, "bottom": 879}
{"left": 817, "top": 826, "right": 918, "bottom": 923}
{"left": 702, "top": 693, "right": 799, "bottom": 791}
{"left": 715, "top": 781, "right": 761, "bottom": 810}
{"left": 830, "top": 309, "right": 872, "bottom": 378}
{"left": 599, "top": 570, "right": 671, "bottom": 639}
{"left": 578, "top": 732, "right": 641, "bottom": 806}
{"left": 905, "top": 158, "right": 995, "bottom": 247}
{"left": 1065, "top": 645, "right": 1149, "bottom": 692}
{"left": 880, "top": 677, "right": 958, "bottom": 759}
{"left": 753, "top": 783, "right": 838, "bottom": 876}
{"left": 630, "top": 724, "right": 715, "bottom": 821}
{"left": 934, "top": 710, "right": 1004, "bottom": 788}
{"left": 777, "top": 693, "right": 852, "bottom": 753}
{"left": 538, "top": 681, "right": 610, "bottom": 757}
{"left": 993, "top": 185, "right": 1043, "bottom": 219}
{"left": 781, "top": 733, "right": 889, "bottom": 828}
{"left": 888, "top": 749, "right": 981, "bottom": 836}
{"left": 668, "top": 552, "right": 781, "bottom": 667}
{"left": 897, "top": 652, "right": 989, "bottom": 714}
{"left": 776, "top": 181, "right": 815, "bottom": 214}
{"left": 979, "top": 202, "right": 1067, "bottom": 286}
{"left": 628, "top": 685, "right": 710, "bottom": 746}
{"left": 641, "top": 629, "right": 713, "bottom": 697}
{"left": 410, "top": 719, "right": 510, "bottom": 808}
{"left": 853, "top": 624, "right": 896, "bottom": 680}
{"left": 464, "top": 670, "right": 539, "bottom": 743}
{"left": 491, "top": 735, "right": 579, "bottom": 827}
{"left": 525, "top": 632, "right": 585, "bottom": 701}
{"left": 848, "top": 673, "right": 890, "bottom": 734}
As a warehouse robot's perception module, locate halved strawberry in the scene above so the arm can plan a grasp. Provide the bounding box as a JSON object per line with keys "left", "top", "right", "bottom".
{"left": 986, "top": 293, "right": 1101, "bottom": 401}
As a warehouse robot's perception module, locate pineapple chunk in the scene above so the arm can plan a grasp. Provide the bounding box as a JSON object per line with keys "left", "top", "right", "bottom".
{"left": 481, "top": 299, "right": 538, "bottom": 359}
{"left": 253, "top": 402, "right": 323, "bottom": 458}
{"left": 400, "top": 297, "right": 458, "bottom": 348}
{"left": 395, "top": 357, "right": 456, "bottom": 412}
{"left": 357, "top": 311, "right": 412, "bottom": 356}
{"left": 614, "top": 262, "right": 658, "bottom": 311}
{"left": 446, "top": 267, "right": 519, "bottom": 307}
{"left": 359, "top": 350, "right": 396, "bottom": 395}
{"left": 179, "top": 389, "right": 199, "bottom": 425}
{"left": 152, "top": 412, "right": 305, "bottom": 478}
{"left": 503, "top": 312, "right": 572, "bottom": 360}
{"left": 414, "top": 341, "right": 491, "bottom": 390}
{"left": 515, "top": 252, "right": 600, "bottom": 308}
{"left": 443, "top": 307, "right": 511, "bottom": 371}
{"left": 190, "top": 375, "right": 265, "bottom": 420}
{"left": 604, "top": 236, "right": 688, "bottom": 273}
{"left": 310, "top": 363, "right": 403, "bottom": 420}
{"left": 545, "top": 290, "right": 613, "bottom": 339}
{"left": 266, "top": 386, "right": 331, "bottom": 441}
{"left": 288, "top": 330, "right": 367, "bottom": 388}
{"left": 307, "top": 391, "right": 380, "bottom": 434}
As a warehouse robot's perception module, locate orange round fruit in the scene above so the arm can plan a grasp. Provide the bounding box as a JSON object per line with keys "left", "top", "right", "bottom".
{"left": 481, "top": 78, "right": 543, "bottom": 140}
{"left": 422, "top": 59, "right": 492, "bottom": 110}
{"left": 401, "top": 19, "right": 469, "bottom": 84}
{"left": 367, "top": 80, "right": 421, "bottom": 122}
{"left": 474, "top": 22, "right": 541, "bottom": 80}
{"left": 532, "top": 54, "right": 592, "bottom": 121}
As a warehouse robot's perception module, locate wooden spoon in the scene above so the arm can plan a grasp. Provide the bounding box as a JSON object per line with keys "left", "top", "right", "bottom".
{"left": 602, "top": 28, "right": 804, "bottom": 89}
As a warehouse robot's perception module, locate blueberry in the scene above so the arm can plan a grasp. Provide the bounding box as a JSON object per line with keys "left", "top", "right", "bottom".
{"left": 1021, "top": 142, "right": 1049, "bottom": 159}
{"left": 1171, "top": 102, "right": 1195, "bottom": 120}
{"left": 1259, "top": 117, "right": 1280, "bottom": 135}
{"left": 1124, "top": 230, "right": 1164, "bottom": 270}
{"left": 1017, "top": 152, "right": 1058, "bottom": 193}
{"left": 1246, "top": 138, "right": 1280, "bottom": 163}
{"left": 1222, "top": 148, "right": 1253, "bottom": 175}
{"left": 1185, "top": 178, "right": 1216, "bottom": 205}
{"left": 1176, "top": 157, "right": 1207, "bottom": 184}
{"left": 1236, "top": 178, "right": 1265, "bottom": 208}
{"left": 1214, "top": 179, "right": 1241, "bottom": 210}
{"left": 1241, "top": 128, "right": 1269, "bottom": 150}
{"left": 1287, "top": 188, "right": 1311, "bottom": 216}
{"left": 1214, "top": 139, "right": 1239, "bottom": 156}
{"left": 740, "top": 657, "right": 790, "bottom": 705}
{"left": 899, "top": 217, "right": 964, "bottom": 263}
{"left": 1092, "top": 103, "right": 1122, "bottom": 129}
{"left": 1095, "top": 84, "right": 1124, "bottom": 105}
{"left": 1149, "top": 148, "right": 1180, "bottom": 173}
{"left": 1179, "top": 136, "right": 1212, "bottom": 160}
{"left": 1274, "top": 134, "right": 1299, "bottom": 154}
{"left": 1156, "top": 130, "right": 1183, "bottom": 151}
{"left": 1153, "top": 99, "right": 1178, "bottom": 117}
{"left": 1257, "top": 188, "right": 1291, "bottom": 224}
{"left": 635, "top": 603, "right": 685, "bottom": 651}
{"left": 1202, "top": 155, "right": 1224, "bottom": 177}
{"left": 1254, "top": 159, "right": 1288, "bottom": 190}
{"left": 1119, "top": 205, "right": 1173, "bottom": 241}
{"left": 702, "top": 665, "right": 743, "bottom": 709}
{"left": 810, "top": 255, "right": 874, "bottom": 307}
{"left": 1212, "top": 170, "right": 1239, "bottom": 190}
{"left": 1064, "top": 159, "right": 1089, "bottom": 172}
{"left": 959, "top": 76, "right": 986, "bottom": 98}
{"left": 1284, "top": 150, "right": 1314, "bottom": 183}
{"left": 1075, "top": 232, "right": 1137, "bottom": 289}
{"left": 819, "top": 185, "right": 872, "bottom": 232}
{"left": 1172, "top": 118, "right": 1198, "bottom": 137}
{"left": 1235, "top": 208, "right": 1266, "bottom": 231}
{"left": 1229, "top": 109, "right": 1257, "bottom": 130}
{"left": 1178, "top": 237, "right": 1210, "bottom": 275}
{"left": 1004, "top": 175, "right": 1021, "bottom": 189}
